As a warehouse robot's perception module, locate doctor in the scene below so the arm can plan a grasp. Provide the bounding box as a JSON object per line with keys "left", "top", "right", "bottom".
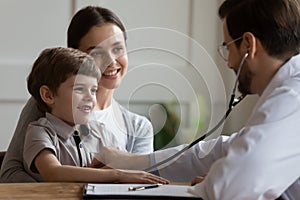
{"left": 94, "top": 0, "right": 300, "bottom": 199}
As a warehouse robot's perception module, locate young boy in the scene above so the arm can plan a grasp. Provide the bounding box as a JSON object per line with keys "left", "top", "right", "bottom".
{"left": 23, "top": 47, "right": 168, "bottom": 184}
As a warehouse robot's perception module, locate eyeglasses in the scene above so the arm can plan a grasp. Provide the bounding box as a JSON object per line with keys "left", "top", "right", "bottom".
{"left": 218, "top": 37, "right": 242, "bottom": 61}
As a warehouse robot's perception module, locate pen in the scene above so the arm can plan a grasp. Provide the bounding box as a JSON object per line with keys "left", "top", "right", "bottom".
{"left": 128, "top": 184, "right": 162, "bottom": 191}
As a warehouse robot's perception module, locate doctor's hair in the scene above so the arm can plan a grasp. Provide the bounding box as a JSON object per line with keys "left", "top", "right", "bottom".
{"left": 67, "top": 6, "right": 127, "bottom": 49}
{"left": 27, "top": 47, "right": 101, "bottom": 113}
{"left": 219, "top": 0, "right": 300, "bottom": 61}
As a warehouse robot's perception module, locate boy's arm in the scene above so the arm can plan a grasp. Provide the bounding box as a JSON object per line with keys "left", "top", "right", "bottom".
{"left": 34, "top": 149, "right": 168, "bottom": 184}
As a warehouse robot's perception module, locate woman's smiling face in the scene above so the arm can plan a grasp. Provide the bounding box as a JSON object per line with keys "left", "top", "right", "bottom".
{"left": 78, "top": 23, "right": 128, "bottom": 91}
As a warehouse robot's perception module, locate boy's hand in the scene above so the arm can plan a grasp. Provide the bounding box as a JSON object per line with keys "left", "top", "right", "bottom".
{"left": 117, "top": 169, "right": 169, "bottom": 184}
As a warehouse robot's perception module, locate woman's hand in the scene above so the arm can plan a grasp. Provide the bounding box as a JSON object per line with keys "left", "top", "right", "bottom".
{"left": 116, "top": 169, "right": 169, "bottom": 184}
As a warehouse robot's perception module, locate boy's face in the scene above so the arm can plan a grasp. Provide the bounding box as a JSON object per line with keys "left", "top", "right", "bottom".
{"left": 51, "top": 74, "right": 98, "bottom": 126}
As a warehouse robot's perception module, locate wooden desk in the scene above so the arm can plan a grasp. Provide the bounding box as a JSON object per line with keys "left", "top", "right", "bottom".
{"left": 0, "top": 182, "right": 83, "bottom": 200}
{"left": 0, "top": 182, "right": 189, "bottom": 199}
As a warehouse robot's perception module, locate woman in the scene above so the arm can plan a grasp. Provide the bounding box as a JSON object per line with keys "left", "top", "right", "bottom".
{"left": 0, "top": 6, "right": 153, "bottom": 183}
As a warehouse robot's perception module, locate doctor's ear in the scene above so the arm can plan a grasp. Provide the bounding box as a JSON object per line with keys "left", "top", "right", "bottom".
{"left": 40, "top": 85, "right": 55, "bottom": 105}
{"left": 242, "top": 32, "right": 256, "bottom": 59}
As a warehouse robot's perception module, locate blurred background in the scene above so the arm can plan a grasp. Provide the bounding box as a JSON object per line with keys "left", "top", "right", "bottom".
{"left": 0, "top": 0, "right": 258, "bottom": 151}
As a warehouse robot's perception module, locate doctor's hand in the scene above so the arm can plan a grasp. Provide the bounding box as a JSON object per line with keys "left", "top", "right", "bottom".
{"left": 191, "top": 174, "right": 207, "bottom": 186}
{"left": 89, "top": 158, "right": 107, "bottom": 168}
{"left": 90, "top": 146, "right": 150, "bottom": 170}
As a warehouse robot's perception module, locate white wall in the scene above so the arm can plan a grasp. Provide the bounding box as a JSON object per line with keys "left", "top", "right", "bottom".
{"left": 0, "top": 0, "right": 72, "bottom": 150}
{"left": 0, "top": 0, "right": 256, "bottom": 150}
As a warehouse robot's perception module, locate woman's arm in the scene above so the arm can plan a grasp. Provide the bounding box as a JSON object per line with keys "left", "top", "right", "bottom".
{"left": 35, "top": 149, "right": 168, "bottom": 184}
{"left": 0, "top": 97, "right": 43, "bottom": 182}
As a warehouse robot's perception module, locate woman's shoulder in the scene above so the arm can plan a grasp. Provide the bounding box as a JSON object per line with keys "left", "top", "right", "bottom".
{"left": 20, "top": 97, "right": 44, "bottom": 121}
{"left": 11, "top": 97, "right": 44, "bottom": 138}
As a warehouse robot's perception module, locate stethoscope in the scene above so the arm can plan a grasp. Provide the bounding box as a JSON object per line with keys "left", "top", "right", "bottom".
{"left": 145, "top": 52, "right": 249, "bottom": 172}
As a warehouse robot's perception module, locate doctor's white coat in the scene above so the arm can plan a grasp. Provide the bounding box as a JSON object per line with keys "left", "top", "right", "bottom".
{"left": 151, "top": 54, "right": 300, "bottom": 200}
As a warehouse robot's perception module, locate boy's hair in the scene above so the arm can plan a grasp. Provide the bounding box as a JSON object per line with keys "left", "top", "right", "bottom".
{"left": 27, "top": 47, "right": 101, "bottom": 113}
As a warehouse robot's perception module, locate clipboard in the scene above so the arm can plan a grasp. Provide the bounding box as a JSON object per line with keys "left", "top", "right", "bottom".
{"left": 83, "top": 183, "right": 202, "bottom": 199}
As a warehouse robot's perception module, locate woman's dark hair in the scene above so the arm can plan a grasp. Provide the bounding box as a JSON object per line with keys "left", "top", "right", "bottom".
{"left": 219, "top": 0, "right": 300, "bottom": 60}
{"left": 67, "top": 6, "right": 127, "bottom": 49}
